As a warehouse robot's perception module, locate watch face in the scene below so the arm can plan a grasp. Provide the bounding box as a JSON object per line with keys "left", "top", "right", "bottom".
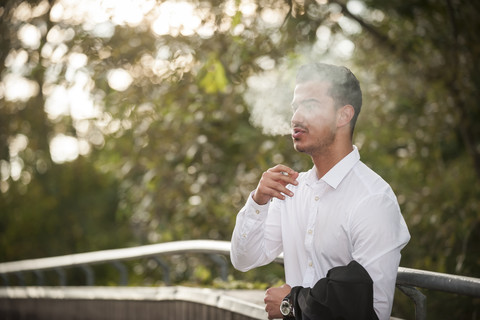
{"left": 280, "top": 300, "right": 291, "bottom": 316}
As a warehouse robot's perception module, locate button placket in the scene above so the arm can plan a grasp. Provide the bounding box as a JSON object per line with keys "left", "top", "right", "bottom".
{"left": 304, "top": 181, "right": 329, "bottom": 285}
{"left": 304, "top": 189, "right": 318, "bottom": 284}
{"left": 305, "top": 193, "right": 320, "bottom": 247}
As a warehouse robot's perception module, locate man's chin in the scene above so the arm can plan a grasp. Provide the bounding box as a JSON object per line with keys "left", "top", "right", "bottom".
{"left": 293, "top": 143, "right": 307, "bottom": 154}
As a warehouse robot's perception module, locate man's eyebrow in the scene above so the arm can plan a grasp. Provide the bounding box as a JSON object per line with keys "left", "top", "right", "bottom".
{"left": 291, "top": 98, "right": 320, "bottom": 108}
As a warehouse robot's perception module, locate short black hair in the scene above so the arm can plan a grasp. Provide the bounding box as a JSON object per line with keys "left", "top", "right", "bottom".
{"left": 296, "top": 63, "right": 362, "bottom": 136}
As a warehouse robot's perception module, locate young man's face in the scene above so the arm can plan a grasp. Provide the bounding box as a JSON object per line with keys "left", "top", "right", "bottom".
{"left": 290, "top": 81, "right": 338, "bottom": 155}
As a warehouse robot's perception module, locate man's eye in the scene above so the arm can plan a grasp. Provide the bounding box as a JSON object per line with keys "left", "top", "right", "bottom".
{"left": 292, "top": 102, "right": 320, "bottom": 111}
{"left": 304, "top": 102, "right": 319, "bottom": 109}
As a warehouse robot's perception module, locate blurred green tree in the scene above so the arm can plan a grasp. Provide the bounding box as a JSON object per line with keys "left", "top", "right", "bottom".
{"left": 0, "top": 0, "right": 478, "bottom": 318}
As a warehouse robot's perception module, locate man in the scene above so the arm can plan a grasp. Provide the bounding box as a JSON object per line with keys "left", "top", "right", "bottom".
{"left": 230, "top": 63, "right": 410, "bottom": 319}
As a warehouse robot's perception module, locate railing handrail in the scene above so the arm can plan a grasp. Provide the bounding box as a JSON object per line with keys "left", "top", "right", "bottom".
{"left": 0, "top": 239, "right": 478, "bottom": 298}
{"left": 396, "top": 266, "right": 480, "bottom": 297}
{"left": 0, "top": 240, "right": 234, "bottom": 274}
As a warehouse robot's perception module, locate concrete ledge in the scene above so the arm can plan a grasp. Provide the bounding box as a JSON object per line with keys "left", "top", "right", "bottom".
{"left": 0, "top": 286, "right": 406, "bottom": 320}
{"left": 0, "top": 286, "right": 267, "bottom": 320}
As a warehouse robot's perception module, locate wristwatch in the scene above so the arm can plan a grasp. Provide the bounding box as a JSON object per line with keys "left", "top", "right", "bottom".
{"left": 280, "top": 295, "right": 295, "bottom": 319}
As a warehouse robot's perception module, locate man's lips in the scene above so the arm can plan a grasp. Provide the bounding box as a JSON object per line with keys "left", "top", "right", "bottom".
{"left": 292, "top": 127, "right": 307, "bottom": 139}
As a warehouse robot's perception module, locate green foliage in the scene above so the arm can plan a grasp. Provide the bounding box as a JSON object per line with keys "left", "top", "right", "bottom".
{"left": 0, "top": 0, "right": 479, "bottom": 318}
{"left": 199, "top": 54, "right": 229, "bottom": 93}
{"left": 0, "top": 157, "right": 133, "bottom": 262}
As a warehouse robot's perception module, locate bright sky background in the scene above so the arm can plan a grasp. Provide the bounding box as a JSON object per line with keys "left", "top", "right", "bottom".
{"left": 4, "top": 0, "right": 363, "bottom": 172}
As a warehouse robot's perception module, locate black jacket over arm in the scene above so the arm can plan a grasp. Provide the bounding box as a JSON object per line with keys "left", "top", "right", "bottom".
{"left": 290, "top": 260, "right": 379, "bottom": 320}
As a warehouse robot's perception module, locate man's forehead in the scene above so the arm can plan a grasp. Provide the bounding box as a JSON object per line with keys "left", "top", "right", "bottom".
{"left": 295, "top": 80, "right": 331, "bottom": 91}
{"left": 293, "top": 81, "right": 331, "bottom": 99}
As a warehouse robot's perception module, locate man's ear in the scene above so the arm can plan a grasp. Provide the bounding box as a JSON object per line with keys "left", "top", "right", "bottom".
{"left": 337, "top": 105, "right": 354, "bottom": 128}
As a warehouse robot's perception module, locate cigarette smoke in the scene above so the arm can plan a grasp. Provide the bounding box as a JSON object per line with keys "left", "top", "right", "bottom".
{"left": 245, "top": 68, "right": 296, "bottom": 136}
{"left": 244, "top": 50, "right": 349, "bottom": 136}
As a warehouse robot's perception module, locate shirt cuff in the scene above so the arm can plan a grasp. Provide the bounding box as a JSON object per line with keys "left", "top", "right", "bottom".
{"left": 245, "top": 190, "right": 270, "bottom": 220}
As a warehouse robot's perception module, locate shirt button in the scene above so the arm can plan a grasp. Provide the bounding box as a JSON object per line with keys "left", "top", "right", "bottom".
{"left": 314, "top": 196, "right": 319, "bottom": 201}
{"left": 308, "top": 229, "right": 313, "bottom": 235}
{"left": 309, "top": 262, "right": 313, "bottom": 267}
{"left": 242, "top": 233, "right": 247, "bottom": 238}
{"left": 255, "top": 210, "right": 260, "bottom": 214}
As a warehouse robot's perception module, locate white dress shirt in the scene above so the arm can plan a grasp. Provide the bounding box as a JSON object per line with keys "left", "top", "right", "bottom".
{"left": 231, "top": 146, "right": 410, "bottom": 320}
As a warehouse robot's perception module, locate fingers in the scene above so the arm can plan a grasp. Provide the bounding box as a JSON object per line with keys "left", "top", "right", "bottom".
{"left": 261, "top": 175, "right": 293, "bottom": 198}
{"left": 264, "top": 285, "right": 292, "bottom": 319}
{"left": 253, "top": 165, "right": 299, "bottom": 205}
{"left": 264, "top": 287, "right": 280, "bottom": 319}
{"left": 270, "top": 164, "right": 299, "bottom": 184}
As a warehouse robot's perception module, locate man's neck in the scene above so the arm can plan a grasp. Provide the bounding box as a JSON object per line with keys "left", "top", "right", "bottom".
{"left": 311, "top": 143, "right": 353, "bottom": 179}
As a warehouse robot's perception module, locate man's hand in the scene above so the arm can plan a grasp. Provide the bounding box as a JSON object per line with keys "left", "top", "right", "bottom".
{"left": 264, "top": 284, "right": 292, "bottom": 319}
{"left": 253, "top": 165, "right": 299, "bottom": 205}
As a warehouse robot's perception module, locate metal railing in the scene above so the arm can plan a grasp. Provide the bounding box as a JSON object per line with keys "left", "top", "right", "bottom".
{"left": 0, "top": 240, "right": 236, "bottom": 286}
{"left": 1, "top": 240, "right": 479, "bottom": 320}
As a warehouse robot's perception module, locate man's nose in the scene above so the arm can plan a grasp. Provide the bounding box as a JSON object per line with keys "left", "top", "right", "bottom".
{"left": 291, "top": 108, "right": 305, "bottom": 125}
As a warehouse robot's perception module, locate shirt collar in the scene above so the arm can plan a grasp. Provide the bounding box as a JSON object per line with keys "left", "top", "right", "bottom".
{"left": 306, "top": 146, "right": 360, "bottom": 189}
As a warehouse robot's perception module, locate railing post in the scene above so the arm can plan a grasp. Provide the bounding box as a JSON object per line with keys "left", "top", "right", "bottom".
{"left": 80, "top": 264, "right": 94, "bottom": 286}
{"left": 112, "top": 261, "right": 128, "bottom": 286}
{"left": 55, "top": 267, "right": 66, "bottom": 286}
{"left": 152, "top": 256, "right": 170, "bottom": 285}
{"left": 209, "top": 254, "right": 228, "bottom": 282}
{"left": 1, "top": 273, "right": 8, "bottom": 286}
{"left": 34, "top": 269, "right": 44, "bottom": 286}
{"left": 397, "top": 285, "right": 426, "bottom": 320}
{"left": 15, "top": 272, "right": 25, "bottom": 286}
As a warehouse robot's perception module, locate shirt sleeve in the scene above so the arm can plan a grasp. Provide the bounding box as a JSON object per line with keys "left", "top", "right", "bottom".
{"left": 349, "top": 193, "right": 410, "bottom": 320}
{"left": 230, "top": 191, "right": 283, "bottom": 272}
